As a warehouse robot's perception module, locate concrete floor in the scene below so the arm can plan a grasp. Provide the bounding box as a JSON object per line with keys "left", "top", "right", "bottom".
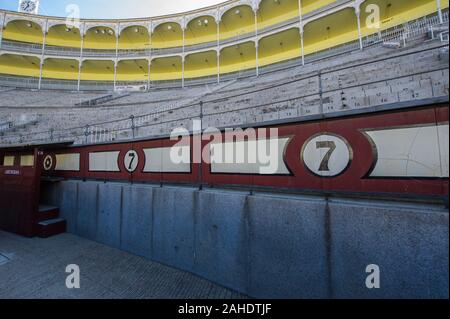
{"left": 0, "top": 231, "right": 246, "bottom": 299}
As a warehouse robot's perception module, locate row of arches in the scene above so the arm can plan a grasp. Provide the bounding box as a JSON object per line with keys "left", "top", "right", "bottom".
{"left": 0, "top": 0, "right": 447, "bottom": 83}
{"left": 2, "top": 0, "right": 444, "bottom": 50}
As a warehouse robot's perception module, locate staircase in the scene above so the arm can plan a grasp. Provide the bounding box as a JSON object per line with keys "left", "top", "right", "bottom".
{"left": 36, "top": 205, "right": 66, "bottom": 238}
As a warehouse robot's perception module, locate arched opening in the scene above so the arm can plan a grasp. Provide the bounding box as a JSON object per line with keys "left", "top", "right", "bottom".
{"left": 185, "top": 15, "right": 217, "bottom": 46}
{"left": 117, "top": 59, "right": 149, "bottom": 81}
{"left": 152, "top": 22, "right": 183, "bottom": 49}
{"left": 80, "top": 59, "right": 115, "bottom": 81}
{"left": 42, "top": 58, "right": 79, "bottom": 80}
{"left": 185, "top": 50, "right": 218, "bottom": 78}
{"left": 220, "top": 5, "right": 255, "bottom": 41}
{"left": 0, "top": 54, "right": 40, "bottom": 77}
{"left": 220, "top": 41, "right": 256, "bottom": 74}
{"left": 360, "top": 0, "right": 439, "bottom": 36}
{"left": 84, "top": 26, "right": 117, "bottom": 50}
{"left": 46, "top": 24, "right": 82, "bottom": 48}
{"left": 258, "top": 27, "right": 300, "bottom": 66}
{"left": 119, "top": 26, "right": 150, "bottom": 50}
{"left": 150, "top": 56, "right": 182, "bottom": 81}
{"left": 258, "top": 0, "right": 299, "bottom": 29}
{"left": 303, "top": 8, "right": 358, "bottom": 55}
{"left": 2, "top": 20, "right": 43, "bottom": 44}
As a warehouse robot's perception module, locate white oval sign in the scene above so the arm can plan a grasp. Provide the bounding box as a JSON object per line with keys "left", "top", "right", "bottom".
{"left": 124, "top": 150, "right": 139, "bottom": 173}
{"left": 302, "top": 134, "right": 352, "bottom": 177}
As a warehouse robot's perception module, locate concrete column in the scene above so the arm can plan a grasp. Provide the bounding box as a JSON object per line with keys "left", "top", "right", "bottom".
{"left": 113, "top": 61, "right": 118, "bottom": 90}
{"left": 78, "top": 25, "right": 85, "bottom": 92}
{"left": 147, "top": 60, "right": 151, "bottom": 90}
{"left": 298, "top": 0, "right": 305, "bottom": 65}
{"left": 300, "top": 27, "right": 305, "bottom": 66}
{"left": 115, "top": 28, "right": 119, "bottom": 91}
{"left": 355, "top": 7, "right": 363, "bottom": 50}
{"left": 38, "top": 61, "right": 44, "bottom": 90}
{"left": 217, "top": 19, "right": 220, "bottom": 84}
{"left": 181, "top": 56, "right": 185, "bottom": 88}
{"left": 77, "top": 60, "right": 82, "bottom": 91}
{"left": 0, "top": 12, "right": 5, "bottom": 49}
{"left": 38, "top": 20, "right": 48, "bottom": 90}
{"left": 254, "top": 10, "right": 259, "bottom": 77}
{"left": 182, "top": 27, "right": 185, "bottom": 88}
{"left": 437, "top": 0, "right": 443, "bottom": 23}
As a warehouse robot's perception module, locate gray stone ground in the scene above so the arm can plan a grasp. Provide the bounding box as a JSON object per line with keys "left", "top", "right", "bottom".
{"left": 0, "top": 231, "right": 246, "bottom": 299}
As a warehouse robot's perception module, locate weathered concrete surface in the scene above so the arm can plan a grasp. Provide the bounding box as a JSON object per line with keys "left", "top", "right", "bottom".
{"left": 247, "top": 194, "right": 329, "bottom": 299}
{"left": 97, "top": 183, "right": 122, "bottom": 248}
{"left": 194, "top": 190, "right": 249, "bottom": 294}
{"left": 121, "top": 184, "right": 154, "bottom": 259}
{"left": 0, "top": 231, "right": 246, "bottom": 299}
{"left": 40, "top": 180, "right": 449, "bottom": 299}
{"left": 329, "top": 199, "right": 449, "bottom": 299}
{"left": 152, "top": 187, "right": 197, "bottom": 273}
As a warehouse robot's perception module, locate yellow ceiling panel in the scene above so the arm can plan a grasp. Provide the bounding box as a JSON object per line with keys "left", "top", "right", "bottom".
{"left": 3, "top": 20, "right": 43, "bottom": 44}
{"left": 302, "top": 0, "right": 335, "bottom": 15}
{"left": 152, "top": 22, "right": 183, "bottom": 48}
{"left": 220, "top": 5, "right": 255, "bottom": 41}
{"left": 42, "top": 58, "right": 79, "bottom": 80}
{"left": 84, "top": 26, "right": 117, "bottom": 49}
{"left": 360, "top": 0, "right": 438, "bottom": 36}
{"left": 0, "top": 53, "right": 41, "bottom": 77}
{"left": 119, "top": 26, "right": 150, "bottom": 49}
{"left": 186, "top": 15, "right": 217, "bottom": 46}
{"left": 80, "top": 59, "right": 114, "bottom": 81}
{"left": 303, "top": 8, "right": 358, "bottom": 54}
{"left": 258, "top": 0, "right": 299, "bottom": 29}
{"left": 259, "top": 27, "right": 300, "bottom": 58}
{"left": 46, "top": 24, "right": 81, "bottom": 48}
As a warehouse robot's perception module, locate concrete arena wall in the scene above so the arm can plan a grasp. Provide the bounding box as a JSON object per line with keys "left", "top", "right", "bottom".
{"left": 41, "top": 180, "right": 449, "bottom": 299}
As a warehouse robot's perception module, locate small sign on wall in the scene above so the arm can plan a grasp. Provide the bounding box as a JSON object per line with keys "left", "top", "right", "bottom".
{"left": 18, "top": 0, "right": 40, "bottom": 14}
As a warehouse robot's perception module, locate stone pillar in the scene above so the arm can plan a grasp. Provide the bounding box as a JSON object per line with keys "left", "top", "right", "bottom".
{"left": 38, "top": 19, "right": 48, "bottom": 90}
{"left": 254, "top": 8, "right": 259, "bottom": 76}
{"left": 217, "top": 18, "right": 220, "bottom": 84}
{"left": 355, "top": 6, "right": 363, "bottom": 50}
{"left": 78, "top": 24, "right": 85, "bottom": 92}
{"left": 437, "top": 0, "right": 443, "bottom": 24}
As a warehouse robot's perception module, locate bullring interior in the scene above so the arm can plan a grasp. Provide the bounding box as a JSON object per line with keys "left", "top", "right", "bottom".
{"left": 0, "top": 0, "right": 449, "bottom": 299}
{"left": 0, "top": 0, "right": 448, "bottom": 83}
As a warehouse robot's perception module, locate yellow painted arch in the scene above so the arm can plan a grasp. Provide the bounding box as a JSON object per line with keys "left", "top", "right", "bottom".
{"left": 0, "top": 53, "right": 41, "bottom": 77}
{"left": 185, "top": 50, "right": 218, "bottom": 79}
{"left": 259, "top": 27, "right": 300, "bottom": 66}
{"left": 3, "top": 20, "right": 43, "bottom": 44}
{"left": 84, "top": 26, "right": 117, "bottom": 50}
{"left": 119, "top": 26, "right": 150, "bottom": 50}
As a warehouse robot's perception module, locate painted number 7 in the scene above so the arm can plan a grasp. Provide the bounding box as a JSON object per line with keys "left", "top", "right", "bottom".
{"left": 316, "top": 141, "right": 336, "bottom": 172}
{"left": 128, "top": 152, "right": 136, "bottom": 170}
{"left": 124, "top": 150, "right": 139, "bottom": 173}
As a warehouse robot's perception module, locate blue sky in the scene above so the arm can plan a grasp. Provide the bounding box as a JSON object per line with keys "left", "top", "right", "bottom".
{"left": 0, "top": 0, "right": 226, "bottom": 18}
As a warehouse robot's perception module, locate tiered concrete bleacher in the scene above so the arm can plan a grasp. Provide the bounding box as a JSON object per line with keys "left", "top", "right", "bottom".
{"left": 0, "top": 38, "right": 448, "bottom": 146}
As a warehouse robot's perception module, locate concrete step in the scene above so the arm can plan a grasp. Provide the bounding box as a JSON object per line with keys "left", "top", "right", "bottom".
{"left": 38, "top": 205, "right": 60, "bottom": 222}
{"left": 37, "top": 218, "right": 66, "bottom": 238}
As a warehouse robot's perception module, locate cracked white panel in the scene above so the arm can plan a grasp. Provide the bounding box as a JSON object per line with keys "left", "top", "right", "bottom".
{"left": 89, "top": 151, "right": 120, "bottom": 172}
{"left": 210, "top": 137, "right": 290, "bottom": 175}
{"left": 365, "top": 124, "right": 449, "bottom": 178}
{"left": 55, "top": 153, "right": 80, "bottom": 171}
{"left": 143, "top": 146, "right": 191, "bottom": 173}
